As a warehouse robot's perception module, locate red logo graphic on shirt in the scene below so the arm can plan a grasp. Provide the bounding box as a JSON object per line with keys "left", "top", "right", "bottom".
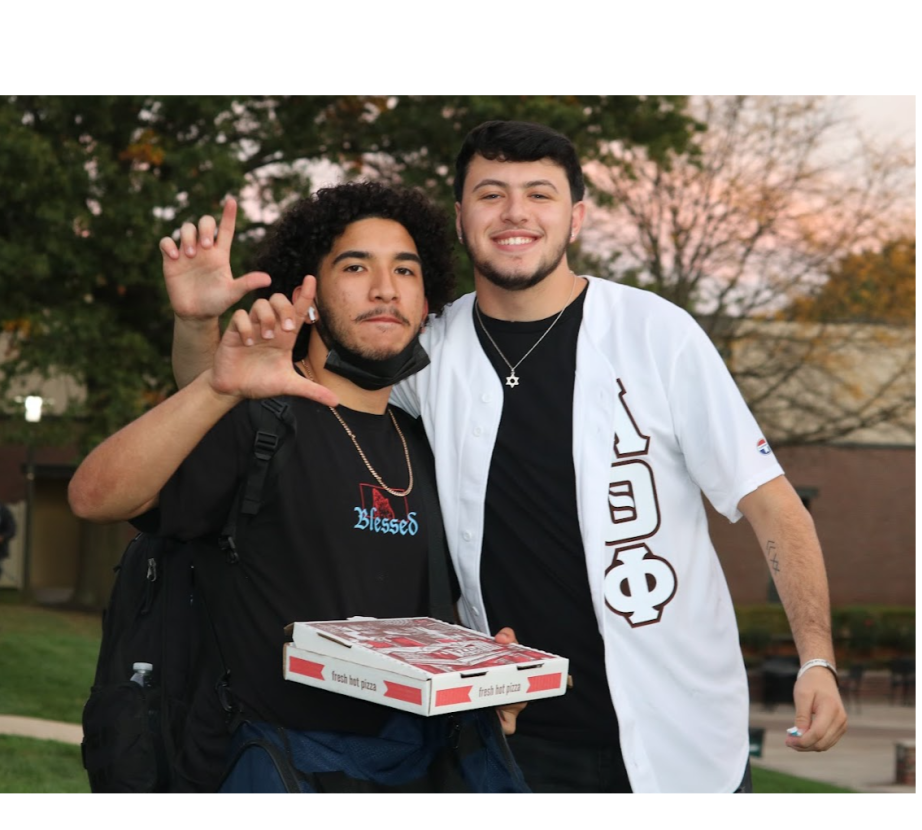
{"left": 372, "top": 488, "right": 397, "bottom": 519}
{"left": 360, "top": 484, "right": 407, "bottom": 516}
{"left": 757, "top": 438, "right": 773, "bottom": 456}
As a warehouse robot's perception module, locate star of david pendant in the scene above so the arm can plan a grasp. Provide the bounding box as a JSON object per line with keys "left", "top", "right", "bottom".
{"left": 505, "top": 371, "right": 520, "bottom": 388}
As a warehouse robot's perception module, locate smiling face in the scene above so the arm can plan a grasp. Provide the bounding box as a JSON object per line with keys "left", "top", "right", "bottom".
{"left": 456, "top": 155, "right": 585, "bottom": 292}
{"left": 313, "top": 217, "right": 429, "bottom": 361}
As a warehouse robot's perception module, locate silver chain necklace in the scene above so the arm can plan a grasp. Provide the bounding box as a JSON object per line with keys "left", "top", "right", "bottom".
{"left": 474, "top": 275, "right": 578, "bottom": 388}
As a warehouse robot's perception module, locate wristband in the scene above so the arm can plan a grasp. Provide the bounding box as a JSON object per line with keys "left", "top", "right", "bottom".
{"left": 797, "top": 658, "right": 838, "bottom": 684}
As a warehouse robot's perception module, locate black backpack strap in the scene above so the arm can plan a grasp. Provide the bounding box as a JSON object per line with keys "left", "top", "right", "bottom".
{"left": 241, "top": 397, "right": 297, "bottom": 515}
{"left": 219, "top": 397, "right": 297, "bottom": 563}
{"left": 212, "top": 397, "right": 297, "bottom": 732}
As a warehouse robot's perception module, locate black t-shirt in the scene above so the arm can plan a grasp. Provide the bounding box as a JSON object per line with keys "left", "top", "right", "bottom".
{"left": 474, "top": 289, "right": 622, "bottom": 745}
{"left": 149, "top": 396, "right": 450, "bottom": 735}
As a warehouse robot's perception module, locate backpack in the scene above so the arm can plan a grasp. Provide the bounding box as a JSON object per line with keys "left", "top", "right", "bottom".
{"left": 81, "top": 396, "right": 527, "bottom": 794}
{"left": 80, "top": 397, "right": 297, "bottom": 793}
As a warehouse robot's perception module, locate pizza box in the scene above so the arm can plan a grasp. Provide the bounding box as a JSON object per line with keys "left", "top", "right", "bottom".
{"left": 282, "top": 616, "right": 569, "bottom": 716}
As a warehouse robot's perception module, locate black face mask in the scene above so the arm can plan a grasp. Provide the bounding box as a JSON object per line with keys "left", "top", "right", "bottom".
{"left": 322, "top": 333, "right": 431, "bottom": 391}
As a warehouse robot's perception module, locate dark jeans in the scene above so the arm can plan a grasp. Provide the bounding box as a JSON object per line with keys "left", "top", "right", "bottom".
{"left": 507, "top": 732, "right": 752, "bottom": 793}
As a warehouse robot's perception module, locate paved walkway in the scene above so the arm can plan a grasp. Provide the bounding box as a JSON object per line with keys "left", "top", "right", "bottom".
{"left": 749, "top": 700, "right": 916, "bottom": 793}
{"left": 1, "top": 701, "right": 916, "bottom": 793}
{"left": 0, "top": 715, "right": 83, "bottom": 745}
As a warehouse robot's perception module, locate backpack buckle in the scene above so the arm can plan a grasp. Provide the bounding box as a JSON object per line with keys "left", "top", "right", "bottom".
{"left": 260, "top": 398, "right": 290, "bottom": 420}
{"left": 253, "top": 430, "right": 279, "bottom": 461}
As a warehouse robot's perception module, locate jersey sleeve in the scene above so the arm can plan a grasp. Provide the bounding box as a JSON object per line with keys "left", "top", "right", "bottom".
{"left": 669, "top": 321, "right": 784, "bottom": 523}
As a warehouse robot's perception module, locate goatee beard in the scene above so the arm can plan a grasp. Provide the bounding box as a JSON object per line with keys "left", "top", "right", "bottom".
{"left": 461, "top": 232, "right": 569, "bottom": 292}
{"left": 312, "top": 308, "right": 430, "bottom": 391}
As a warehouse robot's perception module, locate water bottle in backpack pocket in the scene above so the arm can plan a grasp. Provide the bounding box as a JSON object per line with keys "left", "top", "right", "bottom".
{"left": 82, "top": 661, "right": 167, "bottom": 792}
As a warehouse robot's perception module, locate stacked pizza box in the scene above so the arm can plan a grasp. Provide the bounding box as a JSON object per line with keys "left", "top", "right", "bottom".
{"left": 283, "top": 616, "right": 569, "bottom": 716}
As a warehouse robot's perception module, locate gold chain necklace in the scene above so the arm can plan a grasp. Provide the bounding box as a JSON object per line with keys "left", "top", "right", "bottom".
{"left": 474, "top": 274, "right": 578, "bottom": 389}
{"left": 299, "top": 359, "right": 413, "bottom": 496}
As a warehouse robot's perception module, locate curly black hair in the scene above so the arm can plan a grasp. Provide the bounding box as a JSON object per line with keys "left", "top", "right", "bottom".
{"left": 253, "top": 181, "right": 456, "bottom": 319}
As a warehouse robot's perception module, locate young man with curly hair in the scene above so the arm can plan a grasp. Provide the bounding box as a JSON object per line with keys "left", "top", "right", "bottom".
{"left": 69, "top": 182, "right": 524, "bottom": 792}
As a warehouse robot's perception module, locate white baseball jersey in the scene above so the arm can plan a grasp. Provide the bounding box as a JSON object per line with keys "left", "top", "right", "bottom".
{"left": 391, "top": 276, "right": 784, "bottom": 792}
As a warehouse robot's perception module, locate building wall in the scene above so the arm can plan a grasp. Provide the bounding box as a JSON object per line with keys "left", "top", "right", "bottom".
{"left": 2, "top": 437, "right": 916, "bottom": 610}
{"left": 710, "top": 445, "right": 916, "bottom": 608}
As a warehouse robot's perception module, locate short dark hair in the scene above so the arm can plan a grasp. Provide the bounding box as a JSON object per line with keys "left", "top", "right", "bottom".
{"left": 254, "top": 181, "right": 456, "bottom": 315}
{"left": 454, "top": 120, "right": 585, "bottom": 203}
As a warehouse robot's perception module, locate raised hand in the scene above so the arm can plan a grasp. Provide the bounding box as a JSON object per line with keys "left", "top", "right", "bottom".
{"left": 159, "top": 197, "right": 272, "bottom": 320}
{"left": 210, "top": 276, "right": 337, "bottom": 407}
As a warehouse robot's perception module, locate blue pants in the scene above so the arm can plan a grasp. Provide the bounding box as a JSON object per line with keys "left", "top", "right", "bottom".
{"left": 219, "top": 711, "right": 529, "bottom": 793}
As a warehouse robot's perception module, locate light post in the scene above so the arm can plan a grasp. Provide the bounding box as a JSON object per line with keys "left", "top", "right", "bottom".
{"left": 22, "top": 394, "right": 43, "bottom": 600}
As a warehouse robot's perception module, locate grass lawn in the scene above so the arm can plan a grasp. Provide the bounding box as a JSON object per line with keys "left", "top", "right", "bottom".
{"left": 751, "top": 765, "right": 855, "bottom": 793}
{"left": 0, "top": 735, "right": 90, "bottom": 793}
{"left": 0, "top": 595, "right": 101, "bottom": 722}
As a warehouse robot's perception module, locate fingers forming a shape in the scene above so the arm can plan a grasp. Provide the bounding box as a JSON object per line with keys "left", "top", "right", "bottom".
{"left": 198, "top": 214, "right": 217, "bottom": 250}
{"left": 249, "top": 298, "right": 282, "bottom": 341}
{"left": 292, "top": 276, "right": 318, "bottom": 321}
{"left": 216, "top": 198, "right": 238, "bottom": 251}
{"left": 227, "top": 308, "right": 256, "bottom": 346}
{"left": 268, "top": 293, "right": 298, "bottom": 333}
{"left": 159, "top": 236, "right": 180, "bottom": 261}
{"left": 179, "top": 222, "right": 199, "bottom": 257}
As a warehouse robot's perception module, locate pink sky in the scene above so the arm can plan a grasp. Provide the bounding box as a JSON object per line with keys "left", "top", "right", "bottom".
{"left": 848, "top": 96, "right": 915, "bottom": 144}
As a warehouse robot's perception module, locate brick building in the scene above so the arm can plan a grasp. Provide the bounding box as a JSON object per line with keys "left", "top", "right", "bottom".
{"left": 710, "top": 319, "right": 915, "bottom": 608}
{"left": 710, "top": 442, "right": 915, "bottom": 606}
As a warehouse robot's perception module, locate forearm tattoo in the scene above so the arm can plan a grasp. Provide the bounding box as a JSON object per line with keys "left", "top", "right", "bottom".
{"left": 767, "top": 540, "right": 780, "bottom": 573}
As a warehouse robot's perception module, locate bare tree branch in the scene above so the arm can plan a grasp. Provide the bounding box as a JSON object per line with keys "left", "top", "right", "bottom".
{"left": 582, "top": 96, "right": 915, "bottom": 445}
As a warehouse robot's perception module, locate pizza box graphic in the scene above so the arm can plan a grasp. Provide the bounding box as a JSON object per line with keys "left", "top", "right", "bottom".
{"left": 283, "top": 616, "right": 569, "bottom": 716}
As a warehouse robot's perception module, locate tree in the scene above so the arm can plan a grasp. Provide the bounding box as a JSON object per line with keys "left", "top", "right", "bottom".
{"left": 786, "top": 237, "right": 915, "bottom": 325}
{"left": 0, "top": 95, "right": 701, "bottom": 455}
{"left": 583, "top": 96, "right": 915, "bottom": 445}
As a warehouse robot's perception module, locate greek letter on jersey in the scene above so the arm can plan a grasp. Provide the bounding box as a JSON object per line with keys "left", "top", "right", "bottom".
{"left": 602, "top": 379, "right": 678, "bottom": 627}
{"left": 604, "top": 542, "right": 678, "bottom": 625}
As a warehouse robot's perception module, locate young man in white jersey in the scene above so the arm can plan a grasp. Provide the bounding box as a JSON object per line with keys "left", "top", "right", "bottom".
{"left": 165, "top": 123, "right": 847, "bottom": 792}
{"left": 388, "top": 120, "right": 847, "bottom": 792}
